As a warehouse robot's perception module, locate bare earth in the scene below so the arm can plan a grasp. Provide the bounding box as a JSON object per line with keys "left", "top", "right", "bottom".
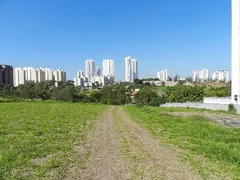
{"left": 66, "top": 107, "right": 202, "bottom": 180}
{"left": 166, "top": 112, "right": 240, "bottom": 128}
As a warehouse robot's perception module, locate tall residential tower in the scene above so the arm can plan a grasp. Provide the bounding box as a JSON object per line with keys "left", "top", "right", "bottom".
{"left": 85, "top": 59, "right": 95, "bottom": 82}
{"left": 102, "top": 59, "right": 114, "bottom": 78}
{"left": 125, "top": 56, "right": 138, "bottom": 82}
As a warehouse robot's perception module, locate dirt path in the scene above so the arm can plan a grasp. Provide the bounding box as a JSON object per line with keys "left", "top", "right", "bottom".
{"left": 66, "top": 106, "right": 202, "bottom": 180}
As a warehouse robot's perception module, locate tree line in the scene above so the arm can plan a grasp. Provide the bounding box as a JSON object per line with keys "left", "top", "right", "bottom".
{"left": 0, "top": 80, "right": 231, "bottom": 106}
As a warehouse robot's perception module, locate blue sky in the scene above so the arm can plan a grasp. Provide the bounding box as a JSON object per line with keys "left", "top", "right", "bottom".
{"left": 0, "top": 0, "right": 231, "bottom": 81}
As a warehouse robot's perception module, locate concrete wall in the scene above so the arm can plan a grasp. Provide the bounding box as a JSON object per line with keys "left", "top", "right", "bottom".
{"left": 203, "top": 97, "right": 232, "bottom": 105}
{"left": 160, "top": 102, "right": 240, "bottom": 114}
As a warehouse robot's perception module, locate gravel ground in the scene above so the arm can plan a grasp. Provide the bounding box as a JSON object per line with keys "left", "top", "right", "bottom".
{"left": 167, "top": 112, "right": 240, "bottom": 128}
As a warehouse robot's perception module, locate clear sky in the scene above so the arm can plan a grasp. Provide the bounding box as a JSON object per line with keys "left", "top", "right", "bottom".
{"left": 0, "top": 0, "right": 231, "bottom": 81}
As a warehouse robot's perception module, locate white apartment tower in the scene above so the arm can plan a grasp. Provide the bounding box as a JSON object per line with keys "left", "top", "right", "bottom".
{"left": 103, "top": 59, "right": 114, "bottom": 79}
{"left": 212, "top": 70, "right": 229, "bottom": 82}
{"left": 157, "top": 70, "right": 168, "bottom": 81}
{"left": 14, "top": 68, "right": 25, "bottom": 87}
{"left": 85, "top": 59, "right": 95, "bottom": 82}
{"left": 14, "top": 67, "right": 66, "bottom": 87}
{"left": 232, "top": 0, "right": 240, "bottom": 104}
{"left": 193, "top": 69, "right": 209, "bottom": 82}
{"left": 125, "top": 56, "right": 138, "bottom": 82}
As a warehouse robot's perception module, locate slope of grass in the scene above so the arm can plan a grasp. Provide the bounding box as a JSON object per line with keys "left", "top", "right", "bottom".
{"left": 0, "top": 102, "right": 106, "bottom": 179}
{"left": 124, "top": 106, "right": 240, "bottom": 179}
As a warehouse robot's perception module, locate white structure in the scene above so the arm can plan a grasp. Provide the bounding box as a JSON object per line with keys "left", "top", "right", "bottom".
{"left": 54, "top": 69, "right": 66, "bottom": 85}
{"left": 157, "top": 70, "right": 168, "bottom": 81}
{"left": 125, "top": 56, "right": 138, "bottom": 82}
{"left": 13, "top": 68, "right": 25, "bottom": 87}
{"left": 232, "top": 0, "right": 240, "bottom": 104}
{"left": 13, "top": 67, "right": 66, "bottom": 87}
{"left": 43, "top": 68, "right": 54, "bottom": 81}
{"left": 103, "top": 59, "right": 114, "bottom": 79}
{"left": 92, "top": 76, "right": 108, "bottom": 87}
{"left": 73, "top": 77, "right": 88, "bottom": 87}
{"left": 85, "top": 59, "right": 95, "bottom": 82}
{"left": 212, "top": 70, "right": 229, "bottom": 82}
{"left": 193, "top": 69, "right": 209, "bottom": 82}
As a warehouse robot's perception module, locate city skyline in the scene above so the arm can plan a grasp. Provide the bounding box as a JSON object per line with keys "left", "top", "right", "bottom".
{"left": 0, "top": 0, "right": 230, "bottom": 81}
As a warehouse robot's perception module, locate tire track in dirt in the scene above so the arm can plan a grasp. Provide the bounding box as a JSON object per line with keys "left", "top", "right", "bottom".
{"left": 66, "top": 106, "right": 202, "bottom": 180}
{"left": 66, "top": 107, "right": 130, "bottom": 180}
{"left": 113, "top": 107, "right": 202, "bottom": 180}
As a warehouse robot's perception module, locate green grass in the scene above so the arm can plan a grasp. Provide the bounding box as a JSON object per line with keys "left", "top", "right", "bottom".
{"left": 0, "top": 101, "right": 106, "bottom": 179}
{"left": 124, "top": 106, "right": 240, "bottom": 179}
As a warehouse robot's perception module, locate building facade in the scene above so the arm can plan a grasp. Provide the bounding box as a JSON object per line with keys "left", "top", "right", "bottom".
{"left": 232, "top": 0, "right": 240, "bottom": 104}
{"left": 13, "top": 67, "right": 66, "bottom": 87}
{"left": 125, "top": 56, "right": 138, "bottom": 82}
{"left": 103, "top": 59, "right": 114, "bottom": 79}
{"left": 0, "top": 65, "right": 13, "bottom": 85}
{"left": 85, "top": 59, "right": 95, "bottom": 82}
{"left": 157, "top": 70, "right": 168, "bottom": 81}
{"left": 193, "top": 69, "right": 209, "bottom": 82}
{"left": 212, "top": 70, "right": 229, "bottom": 82}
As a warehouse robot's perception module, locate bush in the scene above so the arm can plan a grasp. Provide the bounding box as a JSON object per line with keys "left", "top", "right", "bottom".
{"left": 136, "top": 103, "right": 144, "bottom": 107}
{"left": 228, "top": 104, "right": 236, "bottom": 113}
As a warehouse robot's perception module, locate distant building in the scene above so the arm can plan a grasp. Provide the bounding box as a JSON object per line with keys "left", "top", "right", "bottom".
{"left": 212, "top": 70, "right": 229, "bottom": 82}
{"left": 92, "top": 76, "right": 108, "bottom": 87}
{"left": 77, "top": 71, "right": 84, "bottom": 78}
{"left": 157, "top": 70, "right": 168, "bottom": 81}
{"left": 85, "top": 59, "right": 95, "bottom": 82}
{"left": 0, "top": 65, "right": 13, "bottom": 85}
{"left": 54, "top": 69, "right": 66, "bottom": 86}
{"left": 13, "top": 67, "right": 66, "bottom": 87}
{"left": 43, "top": 68, "right": 54, "bottom": 81}
{"left": 193, "top": 69, "right": 209, "bottom": 82}
{"left": 73, "top": 77, "right": 88, "bottom": 87}
{"left": 102, "top": 59, "right": 114, "bottom": 80}
{"left": 125, "top": 56, "right": 138, "bottom": 82}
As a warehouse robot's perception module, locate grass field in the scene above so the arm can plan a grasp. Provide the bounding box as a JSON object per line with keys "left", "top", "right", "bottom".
{"left": 124, "top": 106, "right": 240, "bottom": 179}
{"left": 0, "top": 102, "right": 106, "bottom": 179}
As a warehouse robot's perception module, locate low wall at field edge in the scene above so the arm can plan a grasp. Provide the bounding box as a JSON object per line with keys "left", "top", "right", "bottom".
{"left": 160, "top": 103, "right": 240, "bottom": 114}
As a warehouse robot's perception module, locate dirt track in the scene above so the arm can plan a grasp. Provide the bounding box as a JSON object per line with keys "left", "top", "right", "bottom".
{"left": 66, "top": 107, "right": 202, "bottom": 180}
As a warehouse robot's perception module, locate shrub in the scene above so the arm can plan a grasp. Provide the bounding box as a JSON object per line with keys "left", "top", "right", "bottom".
{"left": 228, "top": 104, "right": 236, "bottom": 113}
{"left": 136, "top": 103, "right": 144, "bottom": 107}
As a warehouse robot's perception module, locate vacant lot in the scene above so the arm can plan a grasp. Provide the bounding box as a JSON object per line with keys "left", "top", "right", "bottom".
{"left": 1, "top": 102, "right": 239, "bottom": 180}
{"left": 124, "top": 106, "right": 240, "bottom": 179}
{"left": 0, "top": 102, "right": 106, "bottom": 179}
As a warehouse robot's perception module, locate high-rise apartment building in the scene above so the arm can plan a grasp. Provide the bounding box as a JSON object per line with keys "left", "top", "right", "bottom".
{"left": 13, "top": 67, "right": 66, "bottom": 87}
{"left": 125, "top": 56, "right": 138, "bottom": 82}
{"left": 131, "top": 59, "right": 138, "bottom": 81}
{"left": 193, "top": 69, "right": 209, "bottom": 82}
{"left": 43, "top": 68, "right": 54, "bottom": 81}
{"left": 54, "top": 69, "right": 66, "bottom": 85}
{"left": 0, "top": 65, "right": 13, "bottom": 85}
{"left": 212, "top": 70, "right": 229, "bottom": 82}
{"left": 232, "top": 0, "right": 240, "bottom": 104}
{"left": 157, "top": 70, "right": 168, "bottom": 81}
{"left": 85, "top": 59, "right": 95, "bottom": 82}
{"left": 102, "top": 59, "right": 114, "bottom": 79}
